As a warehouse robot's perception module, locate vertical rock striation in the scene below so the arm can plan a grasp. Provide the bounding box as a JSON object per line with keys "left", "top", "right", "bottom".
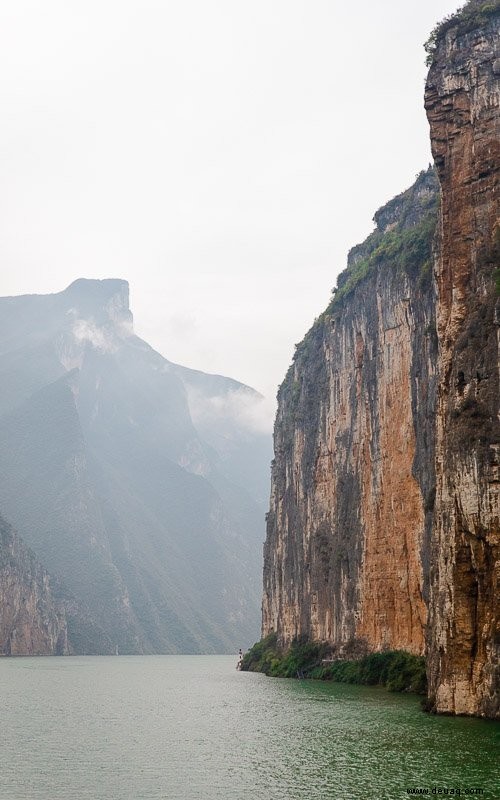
{"left": 262, "top": 0, "right": 499, "bottom": 718}
{"left": 425, "top": 1, "right": 500, "bottom": 717}
{"left": 0, "top": 514, "right": 68, "bottom": 655}
{"left": 263, "top": 170, "right": 439, "bottom": 658}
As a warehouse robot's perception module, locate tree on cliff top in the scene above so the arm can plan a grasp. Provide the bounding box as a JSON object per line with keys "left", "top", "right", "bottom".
{"left": 424, "top": 0, "right": 500, "bottom": 65}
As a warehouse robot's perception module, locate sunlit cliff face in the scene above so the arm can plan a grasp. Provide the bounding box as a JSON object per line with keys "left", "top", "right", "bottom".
{"left": 262, "top": 4, "right": 500, "bottom": 719}
{"left": 263, "top": 170, "right": 438, "bottom": 660}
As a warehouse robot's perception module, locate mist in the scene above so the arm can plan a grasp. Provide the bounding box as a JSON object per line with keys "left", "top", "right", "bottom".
{"left": 0, "top": 0, "right": 460, "bottom": 407}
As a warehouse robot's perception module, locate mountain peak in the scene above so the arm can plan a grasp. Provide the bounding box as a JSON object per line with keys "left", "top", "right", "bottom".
{"left": 64, "top": 278, "right": 129, "bottom": 306}
{"left": 62, "top": 278, "right": 133, "bottom": 333}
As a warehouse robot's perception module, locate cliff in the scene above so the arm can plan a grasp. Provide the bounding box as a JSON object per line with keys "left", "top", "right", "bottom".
{"left": 262, "top": 0, "right": 499, "bottom": 717}
{"left": 263, "top": 168, "right": 439, "bottom": 657}
{"left": 424, "top": 0, "right": 500, "bottom": 717}
{"left": 0, "top": 514, "right": 68, "bottom": 655}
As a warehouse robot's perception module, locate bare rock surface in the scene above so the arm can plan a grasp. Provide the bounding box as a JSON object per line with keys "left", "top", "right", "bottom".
{"left": 0, "top": 514, "right": 68, "bottom": 655}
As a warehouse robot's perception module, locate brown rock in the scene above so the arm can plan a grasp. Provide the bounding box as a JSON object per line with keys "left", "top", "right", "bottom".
{"left": 263, "top": 171, "right": 438, "bottom": 659}
{"left": 262, "top": 1, "right": 499, "bottom": 720}
{"left": 425, "top": 6, "right": 500, "bottom": 718}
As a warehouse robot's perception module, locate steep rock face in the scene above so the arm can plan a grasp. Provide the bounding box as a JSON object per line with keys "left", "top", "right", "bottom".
{"left": 0, "top": 514, "right": 68, "bottom": 655}
{"left": 263, "top": 170, "right": 438, "bottom": 656}
{"left": 425, "top": 2, "right": 500, "bottom": 717}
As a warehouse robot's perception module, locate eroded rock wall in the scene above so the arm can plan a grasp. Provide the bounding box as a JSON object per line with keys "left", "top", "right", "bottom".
{"left": 263, "top": 171, "right": 438, "bottom": 657}
{"left": 425, "top": 3, "right": 500, "bottom": 717}
{"left": 0, "top": 514, "right": 68, "bottom": 655}
{"left": 262, "top": 0, "right": 499, "bottom": 719}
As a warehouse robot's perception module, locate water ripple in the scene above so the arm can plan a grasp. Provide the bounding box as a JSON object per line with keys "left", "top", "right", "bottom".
{"left": 0, "top": 656, "right": 498, "bottom": 799}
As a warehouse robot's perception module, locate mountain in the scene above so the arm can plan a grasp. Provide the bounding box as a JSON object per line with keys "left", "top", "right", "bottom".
{"left": 0, "top": 278, "right": 272, "bottom": 653}
{"left": 260, "top": 1, "right": 499, "bottom": 719}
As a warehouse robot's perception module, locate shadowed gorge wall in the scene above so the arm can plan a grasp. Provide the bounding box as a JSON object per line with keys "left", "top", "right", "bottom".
{"left": 0, "top": 514, "right": 68, "bottom": 655}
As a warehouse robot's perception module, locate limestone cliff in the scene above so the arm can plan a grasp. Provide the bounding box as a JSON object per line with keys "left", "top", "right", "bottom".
{"left": 424, "top": 0, "right": 500, "bottom": 717}
{"left": 263, "top": 169, "right": 439, "bottom": 657}
{"left": 0, "top": 514, "right": 68, "bottom": 655}
{"left": 262, "top": 0, "right": 499, "bottom": 719}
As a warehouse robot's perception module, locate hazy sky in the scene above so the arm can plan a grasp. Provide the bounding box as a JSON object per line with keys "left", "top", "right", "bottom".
{"left": 0, "top": 0, "right": 460, "bottom": 410}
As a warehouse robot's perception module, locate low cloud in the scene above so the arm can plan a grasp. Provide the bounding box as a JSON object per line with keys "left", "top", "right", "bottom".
{"left": 187, "top": 387, "right": 275, "bottom": 436}
{"left": 72, "top": 319, "right": 117, "bottom": 353}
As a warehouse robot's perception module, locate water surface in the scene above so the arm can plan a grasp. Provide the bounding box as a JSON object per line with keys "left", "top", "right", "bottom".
{"left": 0, "top": 656, "right": 498, "bottom": 799}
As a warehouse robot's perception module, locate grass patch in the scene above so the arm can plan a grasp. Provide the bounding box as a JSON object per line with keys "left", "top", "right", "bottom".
{"left": 241, "top": 635, "right": 427, "bottom": 694}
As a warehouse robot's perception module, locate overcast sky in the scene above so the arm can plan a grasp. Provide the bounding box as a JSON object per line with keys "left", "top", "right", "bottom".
{"left": 0, "top": 0, "right": 460, "bottom": 412}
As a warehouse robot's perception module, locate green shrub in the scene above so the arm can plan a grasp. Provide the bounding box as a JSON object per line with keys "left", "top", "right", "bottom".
{"left": 241, "top": 637, "right": 427, "bottom": 695}
{"left": 240, "top": 632, "right": 279, "bottom": 673}
{"left": 240, "top": 634, "right": 326, "bottom": 677}
{"left": 425, "top": 1, "right": 500, "bottom": 66}
{"left": 328, "top": 173, "right": 439, "bottom": 312}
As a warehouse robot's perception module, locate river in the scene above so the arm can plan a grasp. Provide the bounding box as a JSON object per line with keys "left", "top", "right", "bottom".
{"left": 0, "top": 655, "right": 497, "bottom": 799}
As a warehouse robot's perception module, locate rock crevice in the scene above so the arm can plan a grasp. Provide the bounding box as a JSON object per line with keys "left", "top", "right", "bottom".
{"left": 425, "top": 3, "right": 499, "bottom": 718}
{"left": 263, "top": 2, "right": 499, "bottom": 718}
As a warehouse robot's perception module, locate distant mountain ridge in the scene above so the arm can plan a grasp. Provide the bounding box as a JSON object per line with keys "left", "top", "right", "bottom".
{"left": 0, "top": 279, "right": 272, "bottom": 653}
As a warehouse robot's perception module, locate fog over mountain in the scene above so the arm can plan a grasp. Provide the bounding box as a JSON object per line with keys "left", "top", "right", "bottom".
{"left": 0, "top": 278, "right": 272, "bottom": 653}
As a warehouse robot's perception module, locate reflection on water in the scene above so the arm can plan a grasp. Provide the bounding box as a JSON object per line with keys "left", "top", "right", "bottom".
{"left": 0, "top": 656, "right": 498, "bottom": 799}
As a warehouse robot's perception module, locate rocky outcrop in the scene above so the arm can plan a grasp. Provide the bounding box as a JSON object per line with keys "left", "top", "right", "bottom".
{"left": 424, "top": 0, "right": 500, "bottom": 717}
{"left": 263, "top": 169, "right": 439, "bottom": 658}
{"left": 0, "top": 514, "right": 68, "bottom": 655}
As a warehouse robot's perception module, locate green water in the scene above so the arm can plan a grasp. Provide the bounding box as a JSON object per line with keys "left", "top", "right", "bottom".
{"left": 0, "top": 656, "right": 497, "bottom": 799}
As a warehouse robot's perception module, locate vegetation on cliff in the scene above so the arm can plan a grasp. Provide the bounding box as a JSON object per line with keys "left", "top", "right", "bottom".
{"left": 286, "top": 168, "right": 438, "bottom": 380}
{"left": 276, "top": 168, "right": 439, "bottom": 444}
{"left": 329, "top": 168, "right": 439, "bottom": 309}
{"left": 241, "top": 634, "right": 427, "bottom": 695}
{"left": 264, "top": 0, "right": 499, "bottom": 720}
{"left": 424, "top": 0, "right": 500, "bottom": 65}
